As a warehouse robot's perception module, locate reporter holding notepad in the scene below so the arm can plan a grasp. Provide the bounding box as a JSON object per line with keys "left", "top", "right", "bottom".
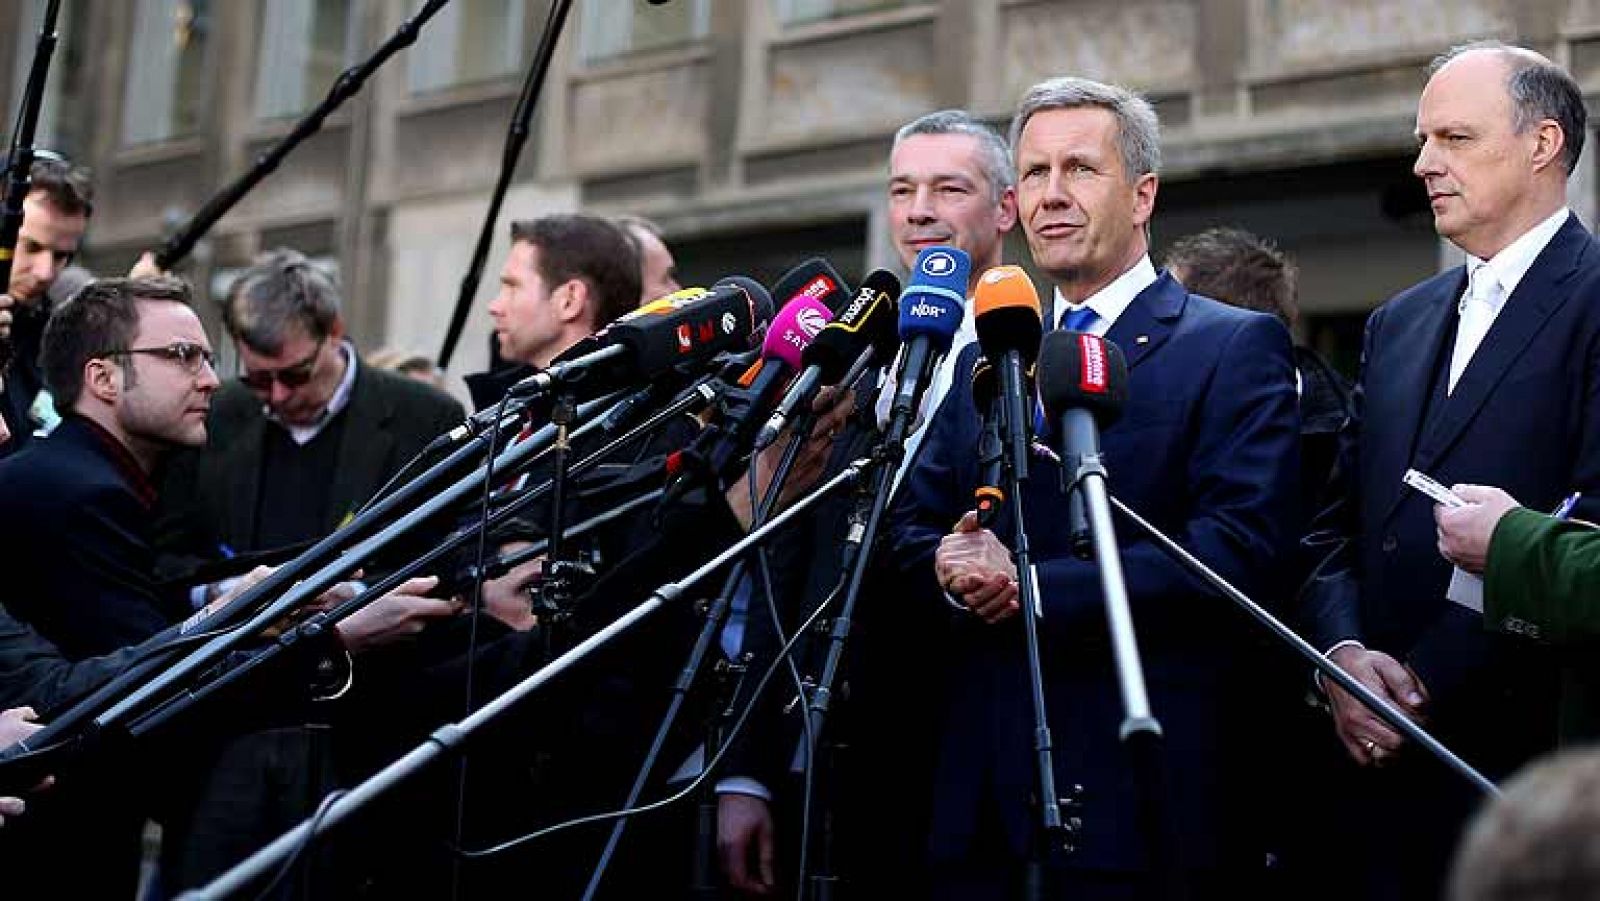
{"left": 1437, "top": 486, "right": 1600, "bottom": 645}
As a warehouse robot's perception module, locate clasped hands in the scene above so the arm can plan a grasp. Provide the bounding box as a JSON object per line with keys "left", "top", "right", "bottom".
{"left": 934, "top": 510, "right": 1019, "bottom": 623}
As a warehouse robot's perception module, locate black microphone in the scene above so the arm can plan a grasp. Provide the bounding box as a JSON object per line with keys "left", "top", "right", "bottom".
{"left": 754, "top": 268, "right": 901, "bottom": 449}
{"left": 505, "top": 278, "right": 771, "bottom": 402}
{"left": 663, "top": 259, "right": 852, "bottom": 500}
{"left": 1037, "top": 329, "right": 1130, "bottom": 553}
{"left": 971, "top": 356, "right": 1006, "bottom": 527}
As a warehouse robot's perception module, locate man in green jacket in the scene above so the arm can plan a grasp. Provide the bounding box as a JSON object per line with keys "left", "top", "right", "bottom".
{"left": 1436, "top": 484, "right": 1600, "bottom": 642}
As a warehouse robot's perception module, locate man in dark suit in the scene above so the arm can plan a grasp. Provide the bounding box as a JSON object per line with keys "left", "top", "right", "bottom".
{"left": 716, "top": 108, "right": 1020, "bottom": 897}
{"left": 158, "top": 248, "right": 464, "bottom": 566}
{"left": 0, "top": 275, "right": 456, "bottom": 897}
{"left": 895, "top": 76, "right": 1300, "bottom": 896}
{"left": 146, "top": 249, "right": 464, "bottom": 892}
{"left": 1299, "top": 41, "right": 1600, "bottom": 899}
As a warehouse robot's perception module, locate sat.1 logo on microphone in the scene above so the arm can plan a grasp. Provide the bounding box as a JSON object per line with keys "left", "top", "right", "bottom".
{"left": 796, "top": 306, "right": 829, "bottom": 340}
{"left": 920, "top": 250, "right": 958, "bottom": 278}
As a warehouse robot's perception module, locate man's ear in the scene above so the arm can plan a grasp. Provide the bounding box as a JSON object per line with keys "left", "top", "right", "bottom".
{"left": 1530, "top": 118, "right": 1567, "bottom": 175}
{"left": 83, "top": 357, "right": 122, "bottom": 405}
{"left": 555, "top": 278, "right": 590, "bottom": 326}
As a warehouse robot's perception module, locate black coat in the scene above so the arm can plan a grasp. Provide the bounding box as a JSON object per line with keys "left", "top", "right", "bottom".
{"left": 0, "top": 415, "right": 186, "bottom": 658}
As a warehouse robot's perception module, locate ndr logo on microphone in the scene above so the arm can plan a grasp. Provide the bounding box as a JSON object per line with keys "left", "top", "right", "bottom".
{"left": 919, "top": 251, "right": 958, "bottom": 279}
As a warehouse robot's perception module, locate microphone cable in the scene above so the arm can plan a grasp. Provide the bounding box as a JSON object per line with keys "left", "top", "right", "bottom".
{"left": 745, "top": 419, "right": 821, "bottom": 901}
{"left": 450, "top": 572, "right": 848, "bottom": 862}
{"left": 451, "top": 388, "right": 515, "bottom": 898}
{"left": 250, "top": 788, "right": 349, "bottom": 901}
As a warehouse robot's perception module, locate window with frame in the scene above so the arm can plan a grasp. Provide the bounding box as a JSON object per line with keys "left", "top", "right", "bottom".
{"left": 406, "top": 0, "right": 530, "bottom": 95}
{"left": 123, "top": 0, "right": 211, "bottom": 145}
{"left": 254, "top": 0, "right": 356, "bottom": 119}
{"left": 577, "top": 0, "right": 710, "bottom": 64}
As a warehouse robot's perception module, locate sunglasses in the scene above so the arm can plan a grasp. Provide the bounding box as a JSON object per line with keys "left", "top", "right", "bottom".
{"left": 105, "top": 342, "right": 216, "bottom": 374}
{"left": 239, "top": 337, "right": 325, "bottom": 391}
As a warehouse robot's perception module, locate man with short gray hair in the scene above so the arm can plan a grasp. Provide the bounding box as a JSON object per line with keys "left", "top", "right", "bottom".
{"left": 717, "top": 108, "right": 1019, "bottom": 895}
{"left": 160, "top": 247, "right": 462, "bottom": 562}
{"left": 1300, "top": 41, "right": 1600, "bottom": 899}
{"left": 896, "top": 75, "right": 1299, "bottom": 895}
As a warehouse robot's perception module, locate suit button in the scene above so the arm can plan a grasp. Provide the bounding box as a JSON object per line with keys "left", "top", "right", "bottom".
{"left": 1382, "top": 535, "right": 1398, "bottom": 553}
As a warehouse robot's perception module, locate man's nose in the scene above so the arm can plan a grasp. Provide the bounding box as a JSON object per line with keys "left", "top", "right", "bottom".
{"left": 907, "top": 186, "right": 937, "bottom": 222}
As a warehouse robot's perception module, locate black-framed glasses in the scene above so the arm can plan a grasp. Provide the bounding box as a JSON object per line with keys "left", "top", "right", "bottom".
{"left": 239, "top": 336, "right": 325, "bottom": 391}
{"left": 104, "top": 342, "right": 216, "bottom": 374}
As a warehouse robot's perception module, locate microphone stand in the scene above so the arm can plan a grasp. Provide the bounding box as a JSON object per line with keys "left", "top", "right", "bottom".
{"left": 0, "top": 388, "right": 567, "bottom": 767}
{"left": 153, "top": 0, "right": 454, "bottom": 268}
{"left": 1061, "top": 450, "right": 1182, "bottom": 900}
{"left": 448, "top": 489, "right": 663, "bottom": 591}
{"left": 180, "top": 461, "right": 868, "bottom": 901}
{"left": 116, "top": 384, "right": 720, "bottom": 745}
{"left": 0, "top": 0, "right": 62, "bottom": 370}
{"left": 797, "top": 359, "right": 933, "bottom": 901}
{"left": 0, "top": 388, "right": 626, "bottom": 773}
{"left": 579, "top": 406, "right": 817, "bottom": 901}
{"left": 435, "top": 0, "right": 574, "bottom": 367}
{"left": 993, "top": 351, "right": 1071, "bottom": 901}
{"left": 1105, "top": 494, "right": 1499, "bottom": 797}
{"left": 534, "top": 389, "right": 590, "bottom": 630}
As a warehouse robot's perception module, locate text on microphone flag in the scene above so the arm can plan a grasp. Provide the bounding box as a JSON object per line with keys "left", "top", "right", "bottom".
{"left": 1078, "top": 333, "right": 1108, "bottom": 394}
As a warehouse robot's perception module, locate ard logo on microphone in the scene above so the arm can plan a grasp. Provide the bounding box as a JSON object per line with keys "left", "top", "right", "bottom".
{"left": 920, "top": 251, "right": 958, "bottom": 278}
{"left": 1078, "top": 334, "right": 1108, "bottom": 394}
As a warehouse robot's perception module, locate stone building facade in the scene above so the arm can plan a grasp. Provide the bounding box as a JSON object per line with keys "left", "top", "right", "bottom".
{"left": 1, "top": 0, "right": 1596, "bottom": 388}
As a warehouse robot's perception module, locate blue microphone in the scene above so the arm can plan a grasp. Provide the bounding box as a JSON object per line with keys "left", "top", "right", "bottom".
{"left": 885, "top": 245, "right": 969, "bottom": 445}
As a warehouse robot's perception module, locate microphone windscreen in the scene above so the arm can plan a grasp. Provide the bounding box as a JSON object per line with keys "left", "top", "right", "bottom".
{"left": 713, "top": 275, "right": 775, "bottom": 334}
{"left": 973, "top": 265, "right": 1043, "bottom": 368}
{"left": 605, "top": 282, "right": 761, "bottom": 377}
{"left": 762, "top": 294, "right": 835, "bottom": 370}
{"left": 771, "top": 258, "right": 851, "bottom": 316}
{"left": 1037, "top": 330, "right": 1128, "bottom": 427}
{"left": 898, "top": 245, "right": 969, "bottom": 350}
{"left": 802, "top": 268, "right": 901, "bottom": 379}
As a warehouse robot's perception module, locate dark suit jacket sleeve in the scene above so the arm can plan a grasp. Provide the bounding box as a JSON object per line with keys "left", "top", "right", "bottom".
{"left": 1295, "top": 305, "right": 1381, "bottom": 650}
{"left": 1028, "top": 312, "right": 1300, "bottom": 634}
{"left": 1484, "top": 508, "right": 1600, "bottom": 642}
{"left": 888, "top": 343, "right": 984, "bottom": 608}
{"left": 0, "top": 602, "right": 162, "bottom": 712}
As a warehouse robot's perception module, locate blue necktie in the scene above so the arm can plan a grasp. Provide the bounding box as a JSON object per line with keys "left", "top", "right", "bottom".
{"left": 1035, "top": 306, "right": 1102, "bottom": 436}
{"left": 720, "top": 573, "right": 753, "bottom": 658}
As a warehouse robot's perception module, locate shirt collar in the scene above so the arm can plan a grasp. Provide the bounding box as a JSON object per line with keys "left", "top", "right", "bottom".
{"left": 1466, "top": 206, "right": 1569, "bottom": 303}
{"left": 1052, "top": 254, "right": 1157, "bottom": 333}
{"left": 73, "top": 413, "right": 159, "bottom": 508}
{"left": 267, "top": 340, "right": 360, "bottom": 446}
